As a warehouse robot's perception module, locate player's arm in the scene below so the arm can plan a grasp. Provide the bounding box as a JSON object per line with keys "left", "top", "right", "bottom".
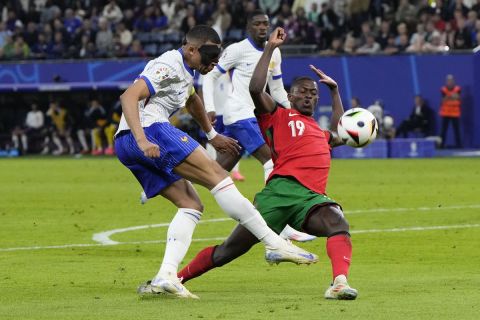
{"left": 310, "top": 65, "right": 345, "bottom": 147}
{"left": 119, "top": 78, "right": 160, "bottom": 157}
{"left": 268, "top": 49, "right": 290, "bottom": 108}
{"left": 186, "top": 92, "right": 240, "bottom": 156}
{"left": 249, "top": 28, "right": 286, "bottom": 114}
{"left": 202, "top": 69, "right": 222, "bottom": 121}
{"left": 203, "top": 46, "right": 237, "bottom": 119}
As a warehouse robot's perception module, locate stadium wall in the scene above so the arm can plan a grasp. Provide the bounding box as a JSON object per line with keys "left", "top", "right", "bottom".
{"left": 0, "top": 53, "right": 477, "bottom": 147}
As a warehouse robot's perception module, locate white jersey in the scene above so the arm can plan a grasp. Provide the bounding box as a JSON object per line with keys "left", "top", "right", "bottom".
{"left": 197, "top": 72, "right": 231, "bottom": 116}
{"left": 117, "top": 49, "right": 195, "bottom": 133}
{"left": 203, "top": 38, "right": 289, "bottom": 125}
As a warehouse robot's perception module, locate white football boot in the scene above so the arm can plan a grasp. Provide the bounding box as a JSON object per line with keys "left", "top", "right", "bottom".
{"left": 279, "top": 225, "right": 317, "bottom": 242}
{"left": 324, "top": 275, "right": 358, "bottom": 300}
{"left": 265, "top": 240, "right": 318, "bottom": 265}
{"left": 138, "top": 274, "right": 199, "bottom": 299}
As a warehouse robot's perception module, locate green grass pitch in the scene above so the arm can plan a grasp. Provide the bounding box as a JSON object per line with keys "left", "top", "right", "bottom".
{"left": 0, "top": 157, "right": 479, "bottom": 319}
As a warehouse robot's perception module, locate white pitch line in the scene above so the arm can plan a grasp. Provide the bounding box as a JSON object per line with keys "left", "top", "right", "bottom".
{"left": 92, "top": 203, "right": 480, "bottom": 245}
{"left": 1, "top": 223, "right": 479, "bottom": 252}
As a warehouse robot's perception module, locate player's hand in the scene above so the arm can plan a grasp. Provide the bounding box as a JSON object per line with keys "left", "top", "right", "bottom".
{"left": 207, "top": 111, "right": 217, "bottom": 125}
{"left": 310, "top": 65, "right": 338, "bottom": 90}
{"left": 138, "top": 139, "right": 160, "bottom": 158}
{"left": 210, "top": 134, "right": 241, "bottom": 156}
{"left": 268, "top": 27, "right": 286, "bottom": 48}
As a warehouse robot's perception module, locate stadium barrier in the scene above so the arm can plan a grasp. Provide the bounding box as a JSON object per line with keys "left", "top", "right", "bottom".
{"left": 0, "top": 52, "right": 479, "bottom": 147}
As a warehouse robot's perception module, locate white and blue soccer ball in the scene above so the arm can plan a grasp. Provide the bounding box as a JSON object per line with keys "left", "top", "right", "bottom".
{"left": 337, "top": 108, "right": 378, "bottom": 148}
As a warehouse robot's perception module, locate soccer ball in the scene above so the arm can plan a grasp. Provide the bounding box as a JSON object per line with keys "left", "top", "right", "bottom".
{"left": 337, "top": 108, "right": 378, "bottom": 148}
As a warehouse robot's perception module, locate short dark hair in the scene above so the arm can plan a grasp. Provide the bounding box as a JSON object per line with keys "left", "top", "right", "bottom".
{"left": 290, "top": 76, "right": 316, "bottom": 91}
{"left": 247, "top": 10, "right": 268, "bottom": 23}
{"left": 185, "top": 25, "right": 221, "bottom": 45}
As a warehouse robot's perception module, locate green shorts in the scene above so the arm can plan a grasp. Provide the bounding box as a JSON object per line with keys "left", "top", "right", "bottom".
{"left": 254, "top": 177, "right": 339, "bottom": 234}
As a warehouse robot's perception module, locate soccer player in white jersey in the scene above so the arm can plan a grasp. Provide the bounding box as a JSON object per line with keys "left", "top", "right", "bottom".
{"left": 203, "top": 10, "right": 315, "bottom": 242}
{"left": 114, "top": 25, "right": 317, "bottom": 299}
{"left": 197, "top": 71, "right": 245, "bottom": 180}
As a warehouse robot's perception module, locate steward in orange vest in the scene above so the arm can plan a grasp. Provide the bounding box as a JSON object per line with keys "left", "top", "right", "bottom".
{"left": 439, "top": 85, "right": 461, "bottom": 118}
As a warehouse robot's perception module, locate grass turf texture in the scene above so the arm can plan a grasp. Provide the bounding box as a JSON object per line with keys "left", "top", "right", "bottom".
{"left": 0, "top": 157, "right": 479, "bottom": 319}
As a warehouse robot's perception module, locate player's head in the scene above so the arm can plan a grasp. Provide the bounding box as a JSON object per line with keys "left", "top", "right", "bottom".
{"left": 183, "top": 25, "right": 222, "bottom": 75}
{"left": 288, "top": 76, "right": 318, "bottom": 116}
{"left": 247, "top": 10, "right": 269, "bottom": 43}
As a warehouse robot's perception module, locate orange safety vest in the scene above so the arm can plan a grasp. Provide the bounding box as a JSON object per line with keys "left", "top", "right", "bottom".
{"left": 439, "top": 86, "right": 461, "bottom": 118}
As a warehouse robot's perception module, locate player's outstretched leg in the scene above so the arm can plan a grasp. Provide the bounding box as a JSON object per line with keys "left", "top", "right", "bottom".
{"left": 304, "top": 204, "right": 358, "bottom": 300}
{"left": 175, "top": 148, "right": 318, "bottom": 265}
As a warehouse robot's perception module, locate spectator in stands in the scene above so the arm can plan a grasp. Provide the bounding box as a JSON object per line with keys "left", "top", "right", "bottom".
{"left": 439, "top": 74, "right": 462, "bottom": 148}
{"left": 211, "top": 0, "right": 232, "bottom": 40}
{"left": 396, "top": 95, "right": 435, "bottom": 138}
{"left": 31, "top": 33, "right": 49, "bottom": 59}
{"left": 317, "top": 2, "right": 339, "bottom": 50}
{"left": 64, "top": 8, "right": 82, "bottom": 35}
{"left": 78, "top": 35, "right": 97, "bottom": 58}
{"left": 307, "top": 2, "right": 320, "bottom": 24}
{"left": 395, "top": 0, "right": 417, "bottom": 24}
{"left": 319, "top": 36, "right": 345, "bottom": 55}
{"left": 127, "top": 39, "right": 146, "bottom": 57}
{"left": 11, "top": 103, "right": 45, "bottom": 154}
{"left": 96, "top": 18, "right": 113, "bottom": 57}
{"left": 48, "top": 31, "right": 65, "bottom": 59}
{"left": 40, "top": 0, "right": 61, "bottom": 24}
{"left": 152, "top": 6, "right": 169, "bottom": 31}
{"left": 383, "top": 34, "right": 400, "bottom": 54}
{"left": 0, "top": 22, "right": 10, "bottom": 48}
{"left": 377, "top": 19, "right": 393, "bottom": 50}
{"left": 102, "top": 0, "right": 123, "bottom": 25}
{"left": 0, "top": 36, "right": 15, "bottom": 59}
{"left": 12, "top": 36, "right": 30, "bottom": 60}
{"left": 115, "top": 22, "right": 132, "bottom": 48}
{"left": 423, "top": 31, "right": 448, "bottom": 52}
{"left": 181, "top": 5, "right": 197, "bottom": 34}
{"left": 357, "top": 33, "right": 381, "bottom": 54}
{"left": 23, "top": 22, "right": 38, "bottom": 47}
{"left": 259, "top": 0, "right": 281, "bottom": 17}
{"left": 74, "top": 18, "right": 96, "bottom": 45}
{"left": 344, "top": 32, "right": 357, "bottom": 54}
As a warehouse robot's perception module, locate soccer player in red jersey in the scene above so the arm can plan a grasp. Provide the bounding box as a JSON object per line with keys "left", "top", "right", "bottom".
{"left": 178, "top": 27, "right": 357, "bottom": 300}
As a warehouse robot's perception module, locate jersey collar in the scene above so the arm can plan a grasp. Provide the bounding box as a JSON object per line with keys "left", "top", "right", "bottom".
{"left": 177, "top": 48, "right": 195, "bottom": 77}
{"left": 247, "top": 37, "right": 264, "bottom": 52}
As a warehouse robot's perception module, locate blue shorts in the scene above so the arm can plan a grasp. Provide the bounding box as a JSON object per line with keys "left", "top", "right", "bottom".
{"left": 223, "top": 118, "right": 265, "bottom": 154}
{"left": 198, "top": 115, "right": 225, "bottom": 140}
{"left": 215, "top": 115, "right": 225, "bottom": 134}
{"left": 115, "top": 122, "right": 200, "bottom": 198}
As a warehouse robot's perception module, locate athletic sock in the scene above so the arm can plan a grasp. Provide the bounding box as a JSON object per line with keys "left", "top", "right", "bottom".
{"left": 263, "top": 159, "right": 274, "bottom": 182}
{"left": 178, "top": 246, "right": 216, "bottom": 283}
{"left": 153, "top": 208, "right": 202, "bottom": 283}
{"left": 326, "top": 234, "right": 352, "bottom": 280}
{"left": 211, "top": 177, "right": 283, "bottom": 248}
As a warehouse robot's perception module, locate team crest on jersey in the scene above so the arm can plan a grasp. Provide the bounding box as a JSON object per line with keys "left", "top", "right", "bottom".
{"left": 181, "top": 136, "right": 188, "bottom": 142}
{"left": 268, "top": 61, "right": 275, "bottom": 70}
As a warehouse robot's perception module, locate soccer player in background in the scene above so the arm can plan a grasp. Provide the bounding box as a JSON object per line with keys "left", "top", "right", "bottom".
{"left": 178, "top": 27, "right": 358, "bottom": 300}
{"left": 114, "top": 25, "right": 318, "bottom": 299}
{"left": 203, "top": 10, "right": 315, "bottom": 242}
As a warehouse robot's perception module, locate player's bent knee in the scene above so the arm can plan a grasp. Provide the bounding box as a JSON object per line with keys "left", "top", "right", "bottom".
{"left": 174, "top": 199, "right": 204, "bottom": 212}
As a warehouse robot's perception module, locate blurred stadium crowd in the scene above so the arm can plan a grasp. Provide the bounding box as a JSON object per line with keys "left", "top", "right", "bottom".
{"left": 1, "top": 0, "right": 480, "bottom": 60}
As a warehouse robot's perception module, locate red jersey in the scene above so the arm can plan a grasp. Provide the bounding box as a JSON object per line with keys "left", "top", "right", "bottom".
{"left": 257, "top": 106, "right": 332, "bottom": 195}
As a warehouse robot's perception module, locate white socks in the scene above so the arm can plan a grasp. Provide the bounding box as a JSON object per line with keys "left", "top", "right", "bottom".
{"left": 263, "top": 159, "right": 274, "bottom": 182}
{"left": 211, "top": 177, "right": 283, "bottom": 248}
{"left": 154, "top": 208, "right": 202, "bottom": 281}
